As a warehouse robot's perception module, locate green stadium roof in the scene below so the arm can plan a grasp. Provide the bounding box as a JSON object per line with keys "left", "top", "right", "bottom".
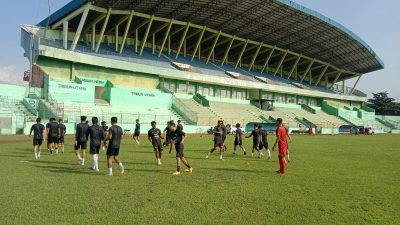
{"left": 38, "top": 0, "right": 384, "bottom": 78}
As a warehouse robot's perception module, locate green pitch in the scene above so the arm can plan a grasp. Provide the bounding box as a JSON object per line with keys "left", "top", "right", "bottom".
{"left": 0, "top": 134, "right": 398, "bottom": 225}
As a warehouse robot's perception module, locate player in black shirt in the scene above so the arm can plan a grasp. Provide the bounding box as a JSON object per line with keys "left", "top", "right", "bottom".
{"left": 58, "top": 119, "right": 66, "bottom": 154}
{"left": 75, "top": 116, "right": 89, "bottom": 165}
{"left": 29, "top": 117, "right": 45, "bottom": 159}
{"left": 177, "top": 120, "right": 183, "bottom": 131}
{"left": 133, "top": 119, "right": 140, "bottom": 145}
{"left": 206, "top": 120, "right": 225, "bottom": 160}
{"left": 162, "top": 121, "right": 171, "bottom": 150}
{"left": 233, "top": 123, "right": 246, "bottom": 155}
{"left": 220, "top": 121, "right": 228, "bottom": 152}
{"left": 258, "top": 126, "right": 271, "bottom": 160}
{"left": 46, "top": 118, "right": 60, "bottom": 154}
{"left": 169, "top": 122, "right": 192, "bottom": 175}
{"left": 101, "top": 121, "right": 108, "bottom": 151}
{"left": 106, "top": 117, "right": 124, "bottom": 176}
{"left": 148, "top": 121, "right": 164, "bottom": 165}
{"left": 87, "top": 117, "right": 104, "bottom": 172}
{"left": 246, "top": 124, "right": 263, "bottom": 158}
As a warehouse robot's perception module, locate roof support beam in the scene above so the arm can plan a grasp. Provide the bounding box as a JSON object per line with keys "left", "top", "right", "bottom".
{"left": 128, "top": 19, "right": 149, "bottom": 37}
{"left": 203, "top": 37, "right": 231, "bottom": 53}
{"left": 51, "top": 2, "right": 91, "bottom": 29}
{"left": 287, "top": 56, "right": 302, "bottom": 80}
{"left": 273, "top": 51, "right": 288, "bottom": 76}
{"left": 249, "top": 42, "right": 263, "bottom": 71}
{"left": 191, "top": 26, "right": 206, "bottom": 61}
{"left": 176, "top": 22, "right": 190, "bottom": 59}
{"left": 221, "top": 36, "right": 235, "bottom": 66}
{"left": 140, "top": 15, "right": 154, "bottom": 55}
{"left": 119, "top": 10, "right": 134, "bottom": 54}
{"left": 158, "top": 19, "right": 173, "bottom": 57}
{"left": 63, "top": 21, "right": 68, "bottom": 49}
{"left": 148, "top": 23, "right": 169, "bottom": 37}
{"left": 95, "top": 8, "right": 111, "bottom": 53}
{"left": 314, "top": 65, "right": 329, "bottom": 86}
{"left": 109, "top": 15, "right": 130, "bottom": 33}
{"left": 82, "top": 13, "right": 106, "bottom": 36}
{"left": 300, "top": 59, "right": 315, "bottom": 83}
{"left": 91, "top": 23, "right": 95, "bottom": 50}
{"left": 235, "top": 39, "right": 249, "bottom": 68}
{"left": 71, "top": 4, "right": 90, "bottom": 51}
{"left": 206, "top": 31, "right": 221, "bottom": 64}
{"left": 330, "top": 71, "right": 343, "bottom": 88}
{"left": 261, "top": 47, "right": 276, "bottom": 73}
{"left": 350, "top": 74, "right": 363, "bottom": 95}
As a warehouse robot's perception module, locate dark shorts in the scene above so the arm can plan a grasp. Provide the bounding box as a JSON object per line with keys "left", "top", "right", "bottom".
{"left": 48, "top": 136, "right": 58, "bottom": 144}
{"left": 133, "top": 131, "right": 140, "bottom": 137}
{"left": 222, "top": 135, "right": 226, "bottom": 142}
{"left": 214, "top": 138, "right": 223, "bottom": 147}
{"left": 253, "top": 142, "right": 259, "bottom": 149}
{"left": 33, "top": 139, "right": 43, "bottom": 146}
{"left": 107, "top": 146, "right": 120, "bottom": 156}
{"left": 165, "top": 135, "right": 171, "bottom": 144}
{"left": 90, "top": 144, "right": 101, "bottom": 154}
{"left": 75, "top": 141, "right": 87, "bottom": 150}
{"left": 259, "top": 142, "right": 269, "bottom": 150}
{"left": 58, "top": 136, "right": 65, "bottom": 144}
{"left": 234, "top": 139, "right": 242, "bottom": 146}
{"left": 152, "top": 141, "right": 163, "bottom": 151}
{"left": 175, "top": 143, "right": 184, "bottom": 158}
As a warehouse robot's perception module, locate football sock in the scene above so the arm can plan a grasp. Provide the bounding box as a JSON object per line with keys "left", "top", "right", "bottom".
{"left": 177, "top": 166, "right": 180, "bottom": 172}
{"left": 267, "top": 149, "right": 271, "bottom": 158}
{"left": 108, "top": 168, "right": 113, "bottom": 176}
{"left": 118, "top": 162, "right": 124, "bottom": 170}
{"left": 34, "top": 152, "right": 38, "bottom": 159}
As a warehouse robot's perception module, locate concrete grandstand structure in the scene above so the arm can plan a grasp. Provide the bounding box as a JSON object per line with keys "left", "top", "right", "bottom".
{"left": 2, "top": 0, "right": 396, "bottom": 135}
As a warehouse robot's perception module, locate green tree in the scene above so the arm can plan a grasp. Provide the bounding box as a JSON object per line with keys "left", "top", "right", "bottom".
{"left": 367, "top": 92, "right": 396, "bottom": 115}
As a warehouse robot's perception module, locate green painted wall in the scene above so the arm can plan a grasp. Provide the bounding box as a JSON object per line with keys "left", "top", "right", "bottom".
{"left": 0, "top": 84, "right": 27, "bottom": 99}
{"left": 48, "top": 80, "right": 95, "bottom": 103}
{"left": 109, "top": 87, "right": 172, "bottom": 109}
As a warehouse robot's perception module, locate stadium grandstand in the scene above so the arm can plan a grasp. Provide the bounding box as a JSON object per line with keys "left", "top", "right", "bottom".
{"left": 3, "top": 0, "right": 396, "bottom": 135}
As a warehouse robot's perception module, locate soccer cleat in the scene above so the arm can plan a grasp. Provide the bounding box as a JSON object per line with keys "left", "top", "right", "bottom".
{"left": 81, "top": 160, "right": 85, "bottom": 166}
{"left": 108, "top": 173, "right": 113, "bottom": 176}
{"left": 120, "top": 167, "right": 125, "bottom": 174}
{"left": 172, "top": 171, "right": 181, "bottom": 176}
{"left": 184, "top": 168, "right": 193, "bottom": 173}
{"left": 37, "top": 153, "right": 41, "bottom": 158}
{"left": 232, "top": 152, "right": 236, "bottom": 155}
{"left": 55, "top": 149, "right": 58, "bottom": 154}
{"left": 205, "top": 154, "right": 209, "bottom": 159}
{"left": 244, "top": 151, "right": 247, "bottom": 155}
{"left": 157, "top": 161, "right": 162, "bottom": 165}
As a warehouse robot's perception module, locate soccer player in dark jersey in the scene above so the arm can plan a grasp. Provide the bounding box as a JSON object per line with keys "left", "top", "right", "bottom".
{"left": 29, "top": 117, "right": 45, "bottom": 159}
{"left": 162, "top": 121, "right": 171, "bottom": 151}
{"left": 101, "top": 121, "right": 108, "bottom": 151}
{"left": 169, "top": 122, "right": 192, "bottom": 175}
{"left": 220, "top": 121, "right": 228, "bottom": 152}
{"left": 106, "top": 117, "right": 124, "bottom": 176}
{"left": 177, "top": 120, "right": 183, "bottom": 131}
{"left": 233, "top": 123, "right": 246, "bottom": 155}
{"left": 87, "top": 117, "right": 104, "bottom": 172}
{"left": 148, "top": 121, "right": 164, "bottom": 165}
{"left": 273, "top": 118, "right": 288, "bottom": 174}
{"left": 75, "top": 116, "right": 89, "bottom": 165}
{"left": 58, "top": 119, "right": 66, "bottom": 154}
{"left": 258, "top": 126, "right": 271, "bottom": 160}
{"left": 46, "top": 118, "right": 59, "bottom": 154}
{"left": 133, "top": 119, "right": 140, "bottom": 145}
{"left": 206, "top": 120, "right": 225, "bottom": 160}
{"left": 245, "top": 123, "right": 263, "bottom": 158}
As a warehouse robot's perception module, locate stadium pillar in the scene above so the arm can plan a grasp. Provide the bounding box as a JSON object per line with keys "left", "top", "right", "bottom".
{"left": 140, "top": 15, "right": 154, "bottom": 56}
{"left": 91, "top": 24, "right": 95, "bottom": 50}
{"left": 191, "top": 26, "right": 206, "bottom": 61}
{"left": 273, "top": 51, "right": 288, "bottom": 76}
{"left": 300, "top": 59, "right": 315, "bottom": 83}
{"left": 221, "top": 36, "right": 235, "bottom": 66}
{"left": 135, "top": 30, "right": 138, "bottom": 53}
{"left": 249, "top": 43, "right": 263, "bottom": 71}
{"left": 119, "top": 10, "right": 134, "bottom": 54}
{"left": 63, "top": 21, "right": 68, "bottom": 49}
{"left": 330, "top": 71, "right": 342, "bottom": 88}
{"left": 176, "top": 22, "right": 190, "bottom": 59}
{"left": 261, "top": 47, "right": 275, "bottom": 73}
{"left": 287, "top": 56, "right": 301, "bottom": 80}
{"left": 350, "top": 75, "right": 363, "bottom": 95}
{"left": 71, "top": 5, "right": 90, "bottom": 51}
{"left": 115, "top": 25, "right": 119, "bottom": 52}
{"left": 235, "top": 39, "right": 249, "bottom": 68}
{"left": 158, "top": 19, "right": 173, "bottom": 57}
{"left": 95, "top": 8, "right": 112, "bottom": 53}
{"left": 206, "top": 31, "right": 222, "bottom": 64}
{"left": 314, "top": 65, "right": 329, "bottom": 86}
{"left": 342, "top": 80, "right": 346, "bottom": 94}
{"left": 325, "top": 73, "right": 329, "bottom": 88}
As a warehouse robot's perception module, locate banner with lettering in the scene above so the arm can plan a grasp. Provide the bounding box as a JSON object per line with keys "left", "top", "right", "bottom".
{"left": 109, "top": 87, "right": 172, "bottom": 109}
{"left": 48, "top": 80, "right": 95, "bottom": 103}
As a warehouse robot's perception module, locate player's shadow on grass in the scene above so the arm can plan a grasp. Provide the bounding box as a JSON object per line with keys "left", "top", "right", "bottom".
{"left": 204, "top": 167, "right": 264, "bottom": 174}
{"left": 32, "top": 164, "right": 94, "bottom": 174}
{"left": 2, "top": 154, "right": 27, "bottom": 158}
{"left": 30, "top": 160, "right": 83, "bottom": 166}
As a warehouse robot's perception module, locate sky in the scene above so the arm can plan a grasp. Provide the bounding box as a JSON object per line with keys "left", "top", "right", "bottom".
{"left": 0, "top": 0, "right": 399, "bottom": 100}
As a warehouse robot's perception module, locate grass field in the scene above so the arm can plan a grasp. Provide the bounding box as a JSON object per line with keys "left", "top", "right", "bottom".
{"left": 0, "top": 134, "right": 399, "bottom": 225}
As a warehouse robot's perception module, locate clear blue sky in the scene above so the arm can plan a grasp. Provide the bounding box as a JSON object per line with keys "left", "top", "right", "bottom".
{"left": 0, "top": 0, "right": 399, "bottom": 100}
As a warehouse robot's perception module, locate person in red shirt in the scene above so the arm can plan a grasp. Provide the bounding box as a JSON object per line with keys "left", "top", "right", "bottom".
{"left": 273, "top": 118, "right": 287, "bottom": 174}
